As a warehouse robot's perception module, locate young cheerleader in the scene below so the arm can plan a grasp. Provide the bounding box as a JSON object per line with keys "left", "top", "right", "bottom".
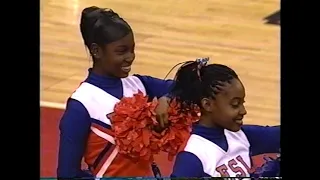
{"left": 169, "top": 61, "right": 280, "bottom": 178}
{"left": 57, "top": 6, "right": 173, "bottom": 179}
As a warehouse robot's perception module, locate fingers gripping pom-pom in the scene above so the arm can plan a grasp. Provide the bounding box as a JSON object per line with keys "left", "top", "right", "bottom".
{"left": 108, "top": 91, "right": 199, "bottom": 162}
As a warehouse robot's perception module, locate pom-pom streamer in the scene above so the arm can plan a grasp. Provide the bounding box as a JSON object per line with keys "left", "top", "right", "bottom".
{"left": 108, "top": 91, "right": 199, "bottom": 162}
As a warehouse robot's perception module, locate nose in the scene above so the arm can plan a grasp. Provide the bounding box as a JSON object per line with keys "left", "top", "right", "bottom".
{"left": 124, "top": 53, "right": 135, "bottom": 63}
{"left": 240, "top": 105, "right": 247, "bottom": 116}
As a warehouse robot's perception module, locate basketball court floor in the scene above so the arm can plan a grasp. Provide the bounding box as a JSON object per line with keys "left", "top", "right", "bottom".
{"left": 40, "top": 0, "right": 280, "bottom": 177}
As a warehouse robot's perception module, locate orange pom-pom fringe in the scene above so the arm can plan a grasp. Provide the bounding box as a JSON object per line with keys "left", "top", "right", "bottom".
{"left": 108, "top": 91, "right": 199, "bottom": 162}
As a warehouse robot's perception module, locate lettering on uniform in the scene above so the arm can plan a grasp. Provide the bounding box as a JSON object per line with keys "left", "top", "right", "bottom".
{"left": 216, "top": 155, "right": 254, "bottom": 177}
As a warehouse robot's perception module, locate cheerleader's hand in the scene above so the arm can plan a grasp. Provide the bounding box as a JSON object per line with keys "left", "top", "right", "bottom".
{"left": 155, "top": 96, "right": 170, "bottom": 128}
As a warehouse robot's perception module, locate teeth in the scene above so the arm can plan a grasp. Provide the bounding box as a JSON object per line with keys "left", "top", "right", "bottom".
{"left": 121, "top": 66, "right": 131, "bottom": 72}
{"left": 235, "top": 120, "right": 243, "bottom": 124}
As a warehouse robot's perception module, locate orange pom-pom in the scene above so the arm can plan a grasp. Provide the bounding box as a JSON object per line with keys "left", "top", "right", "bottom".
{"left": 158, "top": 99, "right": 200, "bottom": 161}
{"left": 109, "top": 92, "right": 199, "bottom": 162}
{"left": 108, "top": 91, "right": 160, "bottom": 162}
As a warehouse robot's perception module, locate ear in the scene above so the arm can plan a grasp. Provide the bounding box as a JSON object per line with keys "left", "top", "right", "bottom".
{"left": 200, "top": 98, "right": 215, "bottom": 112}
{"left": 90, "top": 43, "right": 103, "bottom": 59}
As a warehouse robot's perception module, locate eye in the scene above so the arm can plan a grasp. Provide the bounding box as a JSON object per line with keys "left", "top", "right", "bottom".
{"left": 231, "top": 101, "right": 245, "bottom": 108}
{"left": 231, "top": 104, "right": 240, "bottom": 108}
{"left": 115, "top": 48, "right": 128, "bottom": 54}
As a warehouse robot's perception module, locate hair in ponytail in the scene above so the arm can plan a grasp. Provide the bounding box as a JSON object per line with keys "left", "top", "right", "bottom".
{"left": 80, "top": 6, "right": 132, "bottom": 55}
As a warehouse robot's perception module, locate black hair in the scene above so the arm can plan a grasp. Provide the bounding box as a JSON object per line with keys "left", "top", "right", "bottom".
{"left": 80, "top": 6, "right": 132, "bottom": 52}
{"left": 170, "top": 61, "right": 239, "bottom": 111}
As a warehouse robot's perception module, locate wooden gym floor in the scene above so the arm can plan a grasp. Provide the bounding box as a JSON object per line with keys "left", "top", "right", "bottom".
{"left": 40, "top": 0, "right": 280, "bottom": 126}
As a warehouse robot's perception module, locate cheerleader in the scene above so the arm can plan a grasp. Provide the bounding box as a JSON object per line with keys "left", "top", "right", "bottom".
{"left": 169, "top": 61, "right": 280, "bottom": 178}
{"left": 57, "top": 6, "right": 172, "bottom": 179}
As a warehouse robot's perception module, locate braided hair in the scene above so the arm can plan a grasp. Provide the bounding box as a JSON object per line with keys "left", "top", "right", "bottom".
{"left": 170, "top": 59, "right": 239, "bottom": 111}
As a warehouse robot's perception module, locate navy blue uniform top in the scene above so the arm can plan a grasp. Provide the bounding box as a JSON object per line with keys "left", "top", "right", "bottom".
{"left": 171, "top": 124, "right": 280, "bottom": 178}
{"left": 57, "top": 69, "right": 174, "bottom": 178}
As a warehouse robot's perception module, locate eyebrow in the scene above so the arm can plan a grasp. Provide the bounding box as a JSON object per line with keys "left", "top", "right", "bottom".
{"left": 231, "top": 97, "right": 245, "bottom": 101}
{"left": 115, "top": 45, "right": 127, "bottom": 48}
{"left": 116, "top": 43, "right": 135, "bottom": 48}
{"left": 233, "top": 97, "right": 242, "bottom": 100}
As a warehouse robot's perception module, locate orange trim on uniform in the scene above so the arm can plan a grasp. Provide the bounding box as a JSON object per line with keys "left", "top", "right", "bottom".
{"left": 91, "top": 123, "right": 115, "bottom": 136}
{"left": 85, "top": 132, "right": 112, "bottom": 168}
{"left": 92, "top": 144, "right": 117, "bottom": 175}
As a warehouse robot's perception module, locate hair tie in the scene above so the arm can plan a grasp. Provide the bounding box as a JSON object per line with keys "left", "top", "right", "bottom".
{"left": 196, "top": 57, "right": 209, "bottom": 67}
{"left": 195, "top": 57, "right": 209, "bottom": 81}
{"left": 163, "top": 57, "right": 209, "bottom": 80}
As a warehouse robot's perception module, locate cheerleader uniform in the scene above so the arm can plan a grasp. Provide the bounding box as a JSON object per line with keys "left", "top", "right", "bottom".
{"left": 171, "top": 124, "right": 280, "bottom": 178}
{"left": 57, "top": 68, "right": 174, "bottom": 178}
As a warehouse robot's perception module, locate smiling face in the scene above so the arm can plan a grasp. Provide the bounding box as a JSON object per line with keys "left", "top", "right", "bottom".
{"left": 92, "top": 32, "right": 135, "bottom": 78}
{"left": 201, "top": 78, "right": 247, "bottom": 132}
